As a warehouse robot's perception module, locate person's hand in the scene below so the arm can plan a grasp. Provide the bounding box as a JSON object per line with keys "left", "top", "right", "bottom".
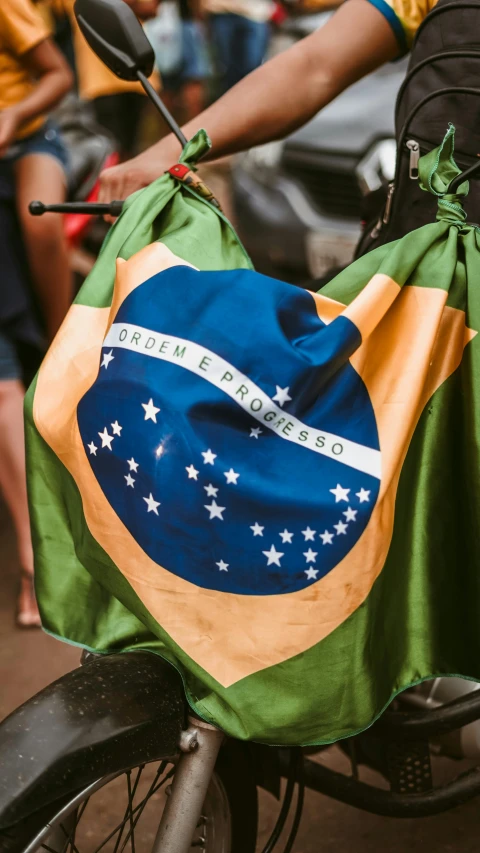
{"left": 0, "top": 109, "right": 20, "bottom": 158}
{"left": 98, "top": 145, "right": 175, "bottom": 219}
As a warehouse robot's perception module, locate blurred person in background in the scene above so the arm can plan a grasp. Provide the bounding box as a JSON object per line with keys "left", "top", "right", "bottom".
{"left": 161, "top": 1, "right": 211, "bottom": 123}
{"left": 41, "top": 0, "right": 77, "bottom": 77}
{"left": 0, "top": 0, "right": 73, "bottom": 342}
{"left": 0, "top": 0, "right": 73, "bottom": 627}
{"left": 48, "top": 0, "right": 160, "bottom": 159}
{"left": 205, "top": 0, "right": 275, "bottom": 94}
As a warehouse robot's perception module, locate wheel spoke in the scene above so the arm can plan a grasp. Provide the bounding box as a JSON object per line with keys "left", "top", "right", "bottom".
{"left": 112, "top": 767, "right": 145, "bottom": 853}
{"left": 91, "top": 762, "right": 174, "bottom": 853}
{"left": 76, "top": 798, "right": 90, "bottom": 823}
{"left": 58, "top": 815, "right": 81, "bottom": 853}
{"left": 40, "top": 761, "right": 177, "bottom": 853}
{"left": 41, "top": 812, "right": 81, "bottom": 853}
{"left": 126, "top": 772, "right": 136, "bottom": 853}
{"left": 31, "top": 748, "right": 236, "bottom": 853}
{"left": 67, "top": 808, "right": 80, "bottom": 853}
{"left": 118, "top": 766, "right": 175, "bottom": 853}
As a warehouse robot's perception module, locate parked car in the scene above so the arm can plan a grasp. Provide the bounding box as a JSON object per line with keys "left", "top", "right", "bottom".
{"left": 231, "top": 12, "right": 407, "bottom": 282}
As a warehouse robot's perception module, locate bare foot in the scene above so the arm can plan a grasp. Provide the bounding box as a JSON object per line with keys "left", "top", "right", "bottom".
{"left": 16, "top": 571, "right": 41, "bottom": 629}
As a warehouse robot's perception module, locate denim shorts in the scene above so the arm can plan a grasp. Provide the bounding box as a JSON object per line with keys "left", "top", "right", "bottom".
{"left": 162, "top": 21, "right": 212, "bottom": 89}
{"left": 0, "top": 329, "right": 21, "bottom": 381}
{"left": 4, "top": 120, "right": 70, "bottom": 178}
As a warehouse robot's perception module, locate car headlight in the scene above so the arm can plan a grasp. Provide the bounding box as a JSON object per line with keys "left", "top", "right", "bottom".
{"left": 356, "top": 139, "right": 396, "bottom": 196}
{"left": 237, "top": 142, "right": 284, "bottom": 184}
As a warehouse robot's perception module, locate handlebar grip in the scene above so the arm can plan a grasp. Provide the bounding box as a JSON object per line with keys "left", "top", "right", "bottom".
{"left": 29, "top": 200, "right": 124, "bottom": 217}
{"left": 107, "top": 200, "right": 124, "bottom": 217}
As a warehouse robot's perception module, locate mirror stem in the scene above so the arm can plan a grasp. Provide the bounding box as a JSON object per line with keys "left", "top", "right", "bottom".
{"left": 136, "top": 70, "right": 188, "bottom": 150}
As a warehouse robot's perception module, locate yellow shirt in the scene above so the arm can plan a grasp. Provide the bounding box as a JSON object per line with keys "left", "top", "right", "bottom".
{"left": 366, "top": 0, "right": 438, "bottom": 53}
{"left": 47, "top": 0, "right": 158, "bottom": 101}
{"left": 0, "top": 0, "right": 52, "bottom": 138}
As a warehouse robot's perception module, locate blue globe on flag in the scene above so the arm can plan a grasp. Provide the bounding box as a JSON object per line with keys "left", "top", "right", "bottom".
{"left": 78, "top": 266, "right": 381, "bottom": 595}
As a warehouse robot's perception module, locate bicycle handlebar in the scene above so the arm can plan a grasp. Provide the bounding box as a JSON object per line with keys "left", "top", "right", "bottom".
{"left": 29, "top": 200, "right": 124, "bottom": 217}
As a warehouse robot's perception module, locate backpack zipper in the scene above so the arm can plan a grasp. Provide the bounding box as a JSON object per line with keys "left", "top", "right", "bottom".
{"left": 369, "top": 181, "right": 395, "bottom": 239}
{"left": 404, "top": 137, "right": 475, "bottom": 171}
{"left": 383, "top": 181, "right": 395, "bottom": 222}
{"left": 406, "top": 139, "right": 420, "bottom": 179}
{"left": 367, "top": 131, "right": 476, "bottom": 246}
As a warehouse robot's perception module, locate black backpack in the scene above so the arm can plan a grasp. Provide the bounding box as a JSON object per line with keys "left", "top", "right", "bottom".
{"left": 356, "top": 0, "right": 480, "bottom": 257}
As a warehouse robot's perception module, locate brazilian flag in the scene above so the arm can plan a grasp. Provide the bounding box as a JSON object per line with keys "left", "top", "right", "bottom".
{"left": 25, "top": 126, "right": 480, "bottom": 745}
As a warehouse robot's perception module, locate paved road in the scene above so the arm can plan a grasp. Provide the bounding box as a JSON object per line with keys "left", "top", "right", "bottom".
{"left": 2, "top": 503, "right": 480, "bottom": 851}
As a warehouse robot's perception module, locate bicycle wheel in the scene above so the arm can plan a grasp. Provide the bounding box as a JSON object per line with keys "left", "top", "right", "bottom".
{"left": 0, "top": 743, "right": 258, "bottom": 853}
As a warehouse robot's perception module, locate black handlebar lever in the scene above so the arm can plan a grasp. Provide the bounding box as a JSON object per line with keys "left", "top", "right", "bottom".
{"left": 29, "top": 200, "right": 124, "bottom": 217}
{"left": 447, "top": 157, "right": 480, "bottom": 194}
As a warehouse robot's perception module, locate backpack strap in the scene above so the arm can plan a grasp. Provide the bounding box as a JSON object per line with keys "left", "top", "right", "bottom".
{"left": 412, "top": 0, "right": 480, "bottom": 49}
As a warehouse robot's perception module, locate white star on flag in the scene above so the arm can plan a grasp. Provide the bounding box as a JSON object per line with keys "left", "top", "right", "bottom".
{"left": 330, "top": 483, "right": 350, "bottom": 503}
{"left": 216, "top": 560, "right": 229, "bottom": 572}
{"left": 202, "top": 449, "right": 217, "bottom": 465}
{"left": 320, "top": 530, "right": 334, "bottom": 545}
{"left": 186, "top": 464, "right": 199, "bottom": 480}
{"left": 356, "top": 488, "right": 371, "bottom": 503}
{"left": 204, "top": 499, "right": 226, "bottom": 520}
{"left": 250, "top": 522, "right": 264, "bottom": 537}
{"left": 272, "top": 385, "right": 292, "bottom": 407}
{"left": 279, "top": 529, "right": 293, "bottom": 544}
{"left": 304, "top": 548, "right": 318, "bottom": 563}
{"left": 143, "top": 493, "right": 160, "bottom": 514}
{"left": 204, "top": 483, "right": 218, "bottom": 497}
{"left": 155, "top": 445, "right": 164, "bottom": 458}
{"left": 111, "top": 421, "right": 122, "bottom": 436}
{"left": 142, "top": 398, "right": 160, "bottom": 423}
{"left": 125, "top": 474, "right": 135, "bottom": 488}
{"left": 224, "top": 468, "right": 240, "bottom": 484}
{"left": 305, "top": 567, "right": 319, "bottom": 580}
{"left": 334, "top": 520, "right": 348, "bottom": 535}
{"left": 127, "top": 457, "right": 139, "bottom": 472}
{"left": 98, "top": 427, "right": 114, "bottom": 450}
{"left": 87, "top": 442, "right": 97, "bottom": 456}
{"left": 101, "top": 350, "right": 114, "bottom": 369}
{"left": 302, "top": 526, "right": 316, "bottom": 541}
{"left": 262, "top": 544, "right": 284, "bottom": 567}
{"left": 250, "top": 427, "right": 262, "bottom": 438}
{"left": 343, "top": 507, "right": 358, "bottom": 522}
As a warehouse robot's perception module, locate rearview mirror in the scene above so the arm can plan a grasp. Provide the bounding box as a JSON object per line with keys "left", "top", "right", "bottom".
{"left": 74, "top": 0, "right": 155, "bottom": 81}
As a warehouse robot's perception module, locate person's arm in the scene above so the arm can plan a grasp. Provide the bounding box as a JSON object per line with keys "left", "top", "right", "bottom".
{"left": 0, "top": 39, "right": 73, "bottom": 157}
{"left": 99, "top": 0, "right": 399, "bottom": 203}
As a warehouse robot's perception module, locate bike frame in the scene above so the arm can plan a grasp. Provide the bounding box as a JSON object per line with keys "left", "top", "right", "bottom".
{"left": 278, "top": 688, "right": 480, "bottom": 819}
{"left": 4, "top": 655, "right": 480, "bottom": 853}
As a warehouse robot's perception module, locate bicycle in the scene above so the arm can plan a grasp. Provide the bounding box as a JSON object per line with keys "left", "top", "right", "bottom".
{"left": 3, "top": 1, "right": 480, "bottom": 851}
